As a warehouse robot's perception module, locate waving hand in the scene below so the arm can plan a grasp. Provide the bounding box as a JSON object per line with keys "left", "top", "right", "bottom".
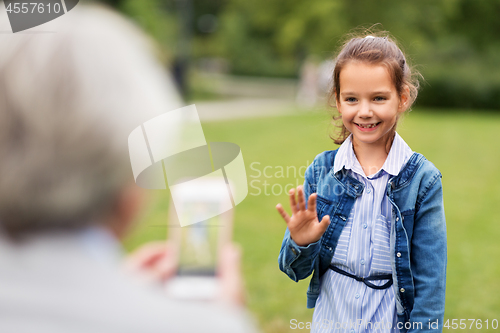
{"left": 276, "top": 186, "right": 330, "bottom": 247}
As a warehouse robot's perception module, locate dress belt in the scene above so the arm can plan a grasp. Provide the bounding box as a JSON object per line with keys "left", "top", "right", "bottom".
{"left": 328, "top": 264, "right": 393, "bottom": 290}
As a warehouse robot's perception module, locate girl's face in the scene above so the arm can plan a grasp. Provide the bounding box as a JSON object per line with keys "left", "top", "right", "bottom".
{"left": 336, "top": 61, "right": 407, "bottom": 149}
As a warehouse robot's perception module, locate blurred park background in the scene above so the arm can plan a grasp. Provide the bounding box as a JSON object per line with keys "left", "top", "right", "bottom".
{"left": 94, "top": 0, "right": 500, "bottom": 332}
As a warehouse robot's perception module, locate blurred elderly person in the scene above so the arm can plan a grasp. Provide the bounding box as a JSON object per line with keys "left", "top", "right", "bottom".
{"left": 0, "top": 4, "right": 253, "bottom": 333}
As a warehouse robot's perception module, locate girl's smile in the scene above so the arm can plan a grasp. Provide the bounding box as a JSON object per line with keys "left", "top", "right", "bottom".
{"left": 354, "top": 121, "right": 381, "bottom": 131}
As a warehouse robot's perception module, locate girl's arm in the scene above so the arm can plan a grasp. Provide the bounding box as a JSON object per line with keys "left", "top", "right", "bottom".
{"left": 409, "top": 170, "right": 447, "bottom": 332}
{"left": 277, "top": 162, "right": 330, "bottom": 282}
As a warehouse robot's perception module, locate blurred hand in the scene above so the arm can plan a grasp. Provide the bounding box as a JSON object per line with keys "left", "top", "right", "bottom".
{"left": 123, "top": 241, "right": 178, "bottom": 284}
{"left": 218, "top": 243, "right": 245, "bottom": 306}
{"left": 276, "top": 185, "right": 330, "bottom": 247}
{"left": 124, "top": 240, "right": 245, "bottom": 306}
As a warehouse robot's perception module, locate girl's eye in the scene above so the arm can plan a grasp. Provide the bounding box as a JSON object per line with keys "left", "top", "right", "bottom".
{"left": 374, "top": 96, "right": 386, "bottom": 101}
{"left": 346, "top": 97, "right": 357, "bottom": 103}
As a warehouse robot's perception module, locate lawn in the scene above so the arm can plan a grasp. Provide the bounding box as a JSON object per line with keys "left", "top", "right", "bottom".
{"left": 123, "top": 107, "right": 500, "bottom": 332}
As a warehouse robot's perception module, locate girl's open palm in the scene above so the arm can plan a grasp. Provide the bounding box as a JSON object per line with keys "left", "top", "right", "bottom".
{"left": 276, "top": 186, "right": 330, "bottom": 247}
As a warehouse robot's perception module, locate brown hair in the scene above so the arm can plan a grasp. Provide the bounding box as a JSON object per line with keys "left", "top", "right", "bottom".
{"left": 328, "top": 32, "right": 420, "bottom": 145}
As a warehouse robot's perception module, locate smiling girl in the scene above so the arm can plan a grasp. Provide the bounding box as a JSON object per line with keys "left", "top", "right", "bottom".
{"left": 277, "top": 34, "right": 447, "bottom": 332}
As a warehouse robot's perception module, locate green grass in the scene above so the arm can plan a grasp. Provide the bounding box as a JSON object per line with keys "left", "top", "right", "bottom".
{"left": 123, "top": 108, "right": 500, "bottom": 332}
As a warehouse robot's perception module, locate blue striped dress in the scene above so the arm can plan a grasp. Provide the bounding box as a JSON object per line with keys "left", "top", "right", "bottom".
{"left": 311, "top": 132, "right": 413, "bottom": 333}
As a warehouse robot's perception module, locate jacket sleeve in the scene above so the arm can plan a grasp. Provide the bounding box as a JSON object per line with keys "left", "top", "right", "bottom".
{"left": 408, "top": 170, "right": 447, "bottom": 332}
{"left": 278, "top": 160, "right": 321, "bottom": 282}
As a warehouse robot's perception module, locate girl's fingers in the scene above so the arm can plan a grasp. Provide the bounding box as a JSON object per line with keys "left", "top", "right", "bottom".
{"left": 276, "top": 204, "right": 290, "bottom": 224}
{"left": 297, "top": 186, "right": 306, "bottom": 211}
{"left": 289, "top": 188, "right": 298, "bottom": 214}
{"left": 308, "top": 193, "right": 317, "bottom": 213}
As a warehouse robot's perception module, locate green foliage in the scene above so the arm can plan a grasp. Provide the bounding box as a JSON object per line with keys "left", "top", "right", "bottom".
{"left": 100, "top": 0, "right": 500, "bottom": 107}
{"left": 418, "top": 74, "right": 500, "bottom": 110}
{"left": 97, "top": 0, "right": 179, "bottom": 63}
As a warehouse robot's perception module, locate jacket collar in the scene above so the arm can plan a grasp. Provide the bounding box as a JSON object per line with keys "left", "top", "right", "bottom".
{"left": 387, "top": 152, "right": 425, "bottom": 190}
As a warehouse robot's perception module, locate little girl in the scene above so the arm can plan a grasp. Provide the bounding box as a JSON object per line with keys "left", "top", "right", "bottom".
{"left": 277, "top": 34, "right": 447, "bottom": 333}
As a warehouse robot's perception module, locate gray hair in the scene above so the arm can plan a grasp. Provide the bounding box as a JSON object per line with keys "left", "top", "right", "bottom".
{"left": 0, "top": 4, "right": 182, "bottom": 235}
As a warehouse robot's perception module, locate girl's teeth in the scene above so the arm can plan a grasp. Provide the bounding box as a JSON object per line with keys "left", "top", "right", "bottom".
{"left": 358, "top": 123, "right": 378, "bottom": 128}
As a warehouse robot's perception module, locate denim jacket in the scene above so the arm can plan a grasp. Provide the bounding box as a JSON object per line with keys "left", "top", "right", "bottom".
{"left": 278, "top": 149, "right": 447, "bottom": 332}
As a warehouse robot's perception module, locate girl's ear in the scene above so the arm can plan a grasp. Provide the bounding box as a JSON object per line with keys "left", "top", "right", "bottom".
{"left": 398, "top": 85, "right": 410, "bottom": 112}
{"left": 335, "top": 93, "right": 341, "bottom": 113}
